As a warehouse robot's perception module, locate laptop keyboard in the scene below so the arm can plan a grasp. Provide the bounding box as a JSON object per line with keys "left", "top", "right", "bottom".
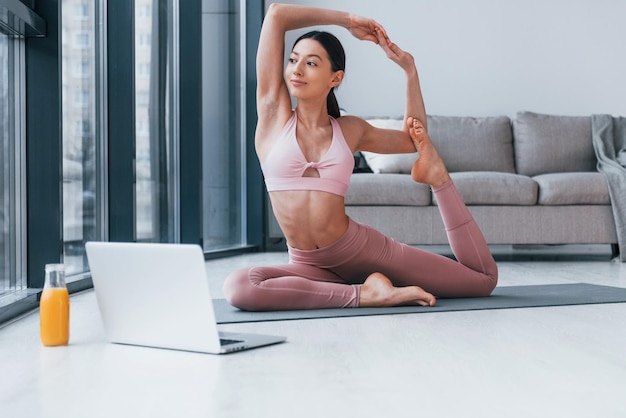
{"left": 220, "top": 338, "right": 244, "bottom": 346}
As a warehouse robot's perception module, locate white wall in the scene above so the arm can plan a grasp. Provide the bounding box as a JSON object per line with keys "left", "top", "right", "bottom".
{"left": 273, "top": 0, "right": 626, "bottom": 118}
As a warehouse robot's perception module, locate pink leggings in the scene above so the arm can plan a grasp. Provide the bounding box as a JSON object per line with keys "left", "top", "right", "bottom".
{"left": 223, "top": 180, "right": 498, "bottom": 310}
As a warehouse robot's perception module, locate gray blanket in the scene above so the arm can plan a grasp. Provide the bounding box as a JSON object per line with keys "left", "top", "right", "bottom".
{"left": 591, "top": 114, "right": 626, "bottom": 262}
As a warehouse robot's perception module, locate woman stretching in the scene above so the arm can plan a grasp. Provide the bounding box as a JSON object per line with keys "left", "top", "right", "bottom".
{"left": 223, "top": 3, "right": 498, "bottom": 310}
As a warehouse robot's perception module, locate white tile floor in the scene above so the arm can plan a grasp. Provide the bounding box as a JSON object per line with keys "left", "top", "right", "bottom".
{"left": 1, "top": 246, "right": 626, "bottom": 418}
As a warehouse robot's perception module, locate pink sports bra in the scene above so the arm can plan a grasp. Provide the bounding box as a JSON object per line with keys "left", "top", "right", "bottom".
{"left": 260, "top": 112, "right": 354, "bottom": 197}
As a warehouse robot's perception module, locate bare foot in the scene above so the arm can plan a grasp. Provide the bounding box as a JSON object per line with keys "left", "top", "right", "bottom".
{"left": 408, "top": 117, "right": 452, "bottom": 188}
{"left": 359, "top": 272, "right": 436, "bottom": 307}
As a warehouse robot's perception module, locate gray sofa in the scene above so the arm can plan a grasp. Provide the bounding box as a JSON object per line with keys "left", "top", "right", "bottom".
{"left": 346, "top": 111, "right": 621, "bottom": 259}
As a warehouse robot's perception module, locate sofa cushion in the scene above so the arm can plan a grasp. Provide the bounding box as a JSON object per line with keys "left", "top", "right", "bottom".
{"left": 360, "top": 118, "right": 418, "bottom": 174}
{"left": 361, "top": 116, "right": 516, "bottom": 174}
{"left": 433, "top": 172, "right": 538, "bottom": 205}
{"left": 346, "top": 173, "right": 431, "bottom": 206}
{"left": 533, "top": 172, "right": 610, "bottom": 205}
{"left": 427, "top": 115, "right": 516, "bottom": 173}
{"left": 512, "top": 111, "right": 597, "bottom": 176}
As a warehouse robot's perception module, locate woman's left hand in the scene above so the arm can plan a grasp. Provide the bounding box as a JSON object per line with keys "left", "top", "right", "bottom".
{"left": 376, "top": 28, "right": 415, "bottom": 72}
{"left": 348, "top": 14, "right": 384, "bottom": 44}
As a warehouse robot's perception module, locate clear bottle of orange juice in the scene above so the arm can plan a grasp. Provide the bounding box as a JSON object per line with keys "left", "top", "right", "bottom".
{"left": 40, "top": 263, "right": 70, "bottom": 346}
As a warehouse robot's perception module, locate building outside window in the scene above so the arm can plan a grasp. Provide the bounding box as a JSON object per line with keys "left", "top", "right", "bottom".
{"left": 0, "top": 27, "right": 26, "bottom": 294}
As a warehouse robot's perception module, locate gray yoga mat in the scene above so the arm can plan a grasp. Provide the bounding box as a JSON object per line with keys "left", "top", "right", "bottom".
{"left": 214, "top": 283, "right": 626, "bottom": 324}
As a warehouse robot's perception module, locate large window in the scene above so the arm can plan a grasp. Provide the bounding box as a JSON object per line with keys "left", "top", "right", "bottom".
{"left": 61, "top": 0, "right": 106, "bottom": 279}
{"left": 0, "top": 30, "right": 26, "bottom": 293}
{"left": 1, "top": 0, "right": 262, "bottom": 324}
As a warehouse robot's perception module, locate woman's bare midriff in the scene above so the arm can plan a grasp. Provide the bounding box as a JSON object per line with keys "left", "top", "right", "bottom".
{"left": 268, "top": 190, "right": 350, "bottom": 250}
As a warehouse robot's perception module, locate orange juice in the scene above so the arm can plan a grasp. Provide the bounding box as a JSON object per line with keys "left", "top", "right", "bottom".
{"left": 40, "top": 287, "right": 70, "bottom": 346}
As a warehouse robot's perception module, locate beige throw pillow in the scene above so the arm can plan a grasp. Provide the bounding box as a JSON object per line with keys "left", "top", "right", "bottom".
{"left": 360, "top": 118, "right": 418, "bottom": 174}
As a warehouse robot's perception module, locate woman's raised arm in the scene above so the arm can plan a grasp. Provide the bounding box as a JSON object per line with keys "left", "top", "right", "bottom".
{"left": 376, "top": 29, "right": 427, "bottom": 134}
{"left": 351, "top": 33, "right": 428, "bottom": 155}
{"left": 256, "top": 4, "right": 382, "bottom": 132}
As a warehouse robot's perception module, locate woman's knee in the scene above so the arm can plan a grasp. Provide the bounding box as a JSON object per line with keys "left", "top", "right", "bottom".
{"left": 222, "top": 268, "right": 257, "bottom": 310}
{"left": 479, "top": 265, "right": 499, "bottom": 297}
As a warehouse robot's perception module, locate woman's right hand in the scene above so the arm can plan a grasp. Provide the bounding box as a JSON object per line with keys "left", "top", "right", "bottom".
{"left": 347, "top": 14, "right": 385, "bottom": 44}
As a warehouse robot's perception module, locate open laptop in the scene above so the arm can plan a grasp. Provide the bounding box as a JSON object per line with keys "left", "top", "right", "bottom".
{"left": 85, "top": 241, "right": 286, "bottom": 354}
